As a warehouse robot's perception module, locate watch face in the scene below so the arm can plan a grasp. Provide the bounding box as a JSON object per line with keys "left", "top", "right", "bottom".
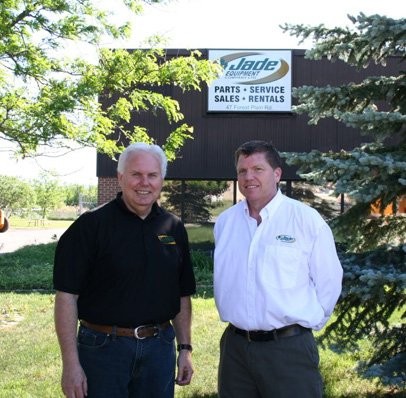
{"left": 177, "top": 344, "right": 193, "bottom": 352}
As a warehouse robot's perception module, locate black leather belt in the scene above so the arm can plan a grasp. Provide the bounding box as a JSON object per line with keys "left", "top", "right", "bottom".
{"left": 230, "top": 323, "right": 310, "bottom": 342}
{"left": 80, "top": 320, "right": 171, "bottom": 339}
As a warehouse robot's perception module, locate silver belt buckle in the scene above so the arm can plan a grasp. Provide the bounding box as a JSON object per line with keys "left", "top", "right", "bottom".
{"left": 134, "top": 324, "right": 159, "bottom": 339}
{"left": 134, "top": 325, "right": 147, "bottom": 339}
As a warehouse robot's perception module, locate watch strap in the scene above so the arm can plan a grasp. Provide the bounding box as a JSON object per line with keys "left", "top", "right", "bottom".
{"left": 177, "top": 343, "right": 193, "bottom": 352}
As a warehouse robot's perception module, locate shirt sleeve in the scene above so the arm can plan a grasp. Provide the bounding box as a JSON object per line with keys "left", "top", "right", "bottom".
{"left": 309, "top": 222, "right": 343, "bottom": 330}
{"left": 176, "top": 223, "right": 196, "bottom": 297}
{"left": 53, "top": 214, "right": 96, "bottom": 294}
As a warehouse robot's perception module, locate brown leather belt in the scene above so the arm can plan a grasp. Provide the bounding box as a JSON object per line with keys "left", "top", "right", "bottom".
{"left": 80, "top": 320, "right": 171, "bottom": 339}
{"left": 230, "top": 323, "right": 310, "bottom": 342}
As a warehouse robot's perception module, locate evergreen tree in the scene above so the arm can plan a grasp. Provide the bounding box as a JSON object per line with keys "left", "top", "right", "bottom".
{"left": 162, "top": 180, "right": 228, "bottom": 223}
{"left": 281, "top": 14, "right": 405, "bottom": 388}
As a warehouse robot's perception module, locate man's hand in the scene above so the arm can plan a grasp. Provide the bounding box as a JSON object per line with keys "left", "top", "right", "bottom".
{"left": 61, "top": 362, "right": 88, "bottom": 398}
{"left": 175, "top": 350, "right": 194, "bottom": 386}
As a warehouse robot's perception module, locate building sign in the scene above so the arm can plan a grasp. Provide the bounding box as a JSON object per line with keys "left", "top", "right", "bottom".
{"left": 208, "top": 49, "right": 292, "bottom": 112}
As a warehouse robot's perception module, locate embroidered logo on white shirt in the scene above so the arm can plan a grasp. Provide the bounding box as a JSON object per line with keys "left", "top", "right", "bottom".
{"left": 276, "top": 234, "right": 296, "bottom": 243}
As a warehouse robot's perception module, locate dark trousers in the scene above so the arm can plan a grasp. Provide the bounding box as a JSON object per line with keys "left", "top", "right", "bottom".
{"left": 218, "top": 325, "right": 323, "bottom": 398}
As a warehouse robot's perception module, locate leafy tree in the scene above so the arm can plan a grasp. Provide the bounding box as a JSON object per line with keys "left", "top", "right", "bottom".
{"left": 281, "top": 14, "right": 405, "bottom": 387}
{"left": 162, "top": 180, "right": 229, "bottom": 223}
{"left": 33, "top": 173, "right": 64, "bottom": 219}
{"left": 0, "top": 0, "right": 221, "bottom": 161}
{"left": 0, "top": 175, "right": 35, "bottom": 216}
{"left": 63, "top": 184, "right": 97, "bottom": 207}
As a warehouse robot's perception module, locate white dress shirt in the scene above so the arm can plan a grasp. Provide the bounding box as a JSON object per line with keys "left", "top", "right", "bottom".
{"left": 214, "top": 190, "right": 343, "bottom": 331}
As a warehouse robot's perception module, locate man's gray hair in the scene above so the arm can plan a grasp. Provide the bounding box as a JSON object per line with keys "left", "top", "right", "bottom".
{"left": 117, "top": 143, "right": 168, "bottom": 178}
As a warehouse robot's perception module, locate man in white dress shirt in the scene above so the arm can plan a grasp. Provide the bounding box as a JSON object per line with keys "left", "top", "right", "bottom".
{"left": 214, "top": 140, "right": 343, "bottom": 398}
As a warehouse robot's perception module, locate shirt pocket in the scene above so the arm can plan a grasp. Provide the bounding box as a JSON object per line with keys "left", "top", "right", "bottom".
{"left": 262, "top": 244, "right": 308, "bottom": 289}
{"left": 158, "top": 241, "right": 181, "bottom": 271}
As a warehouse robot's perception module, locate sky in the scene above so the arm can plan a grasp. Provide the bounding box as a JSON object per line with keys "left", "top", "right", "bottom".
{"left": 0, "top": 0, "right": 401, "bottom": 185}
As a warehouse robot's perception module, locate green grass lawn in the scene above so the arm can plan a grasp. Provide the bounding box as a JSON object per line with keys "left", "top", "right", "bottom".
{"left": 0, "top": 221, "right": 403, "bottom": 397}
{"left": 0, "top": 291, "right": 398, "bottom": 398}
{"left": 7, "top": 216, "right": 73, "bottom": 229}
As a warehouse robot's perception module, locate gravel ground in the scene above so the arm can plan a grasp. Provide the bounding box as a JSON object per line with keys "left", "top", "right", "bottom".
{"left": 0, "top": 227, "right": 67, "bottom": 254}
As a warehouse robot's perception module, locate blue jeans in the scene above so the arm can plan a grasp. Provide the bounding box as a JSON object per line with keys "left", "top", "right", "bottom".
{"left": 78, "top": 324, "right": 176, "bottom": 397}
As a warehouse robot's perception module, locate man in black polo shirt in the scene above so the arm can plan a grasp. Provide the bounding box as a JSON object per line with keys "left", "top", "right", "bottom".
{"left": 54, "top": 143, "right": 196, "bottom": 398}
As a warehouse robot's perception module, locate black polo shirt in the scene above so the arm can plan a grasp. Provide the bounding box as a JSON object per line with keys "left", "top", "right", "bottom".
{"left": 53, "top": 193, "right": 196, "bottom": 327}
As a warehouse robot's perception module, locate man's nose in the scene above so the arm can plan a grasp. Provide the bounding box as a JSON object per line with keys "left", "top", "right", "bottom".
{"left": 245, "top": 169, "right": 255, "bottom": 179}
{"left": 139, "top": 175, "right": 149, "bottom": 184}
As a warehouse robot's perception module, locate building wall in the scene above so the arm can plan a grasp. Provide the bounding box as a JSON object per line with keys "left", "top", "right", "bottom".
{"left": 97, "top": 49, "right": 402, "bottom": 204}
{"left": 98, "top": 177, "right": 120, "bottom": 205}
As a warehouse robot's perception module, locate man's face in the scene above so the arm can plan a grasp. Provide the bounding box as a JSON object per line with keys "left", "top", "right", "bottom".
{"left": 118, "top": 151, "right": 164, "bottom": 218}
{"left": 237, "top": 152, "right": 281, "bottom": 210}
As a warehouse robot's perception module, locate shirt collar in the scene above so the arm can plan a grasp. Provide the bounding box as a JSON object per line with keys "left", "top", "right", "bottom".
{"left": 115, "top": 192, "right": 162, "bottom": 219}
{"left": 243, "top": 189, "right": 284, "bottom": 220}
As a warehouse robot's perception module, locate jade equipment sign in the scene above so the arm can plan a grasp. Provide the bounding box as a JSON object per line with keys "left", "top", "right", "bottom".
{"left": 208, "top": 49, "right": 292, "bottom": 113}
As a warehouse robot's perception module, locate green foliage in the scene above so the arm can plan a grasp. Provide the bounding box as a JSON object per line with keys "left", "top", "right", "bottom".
{"left": 162, "top": 180, "right": 229, "bottom": 223}
{"left": 281, "top": 13, "right": 406, "bottom": 387}
{"left": 321, "top": 246, "right": 405, "bottom": 386}
{"left": 33, "top": 173, "right": 64, "bottom": 219}
{"left": 281, "top": 181, "right": 341, "bottom": 221}
{"left": 63, "top": 183, "right": 97, "bottom": 207}
{"left": 187, "top": 223, "right": 215, "bottom": 252}
{"left": 284, "top": 146, "right": 406, "bottom": 250}
{"left": 191, "top": 250, "right": 213, "bottom": 287}
{"left": 0, "top": 173, "right": 97, "bottom": 217}
{"left": 331, "top": 204, "right": 406, "bottom": 251}
{"left": 0, "top": 242, "right": 57, "bottom": 290}
{"left": 281, "top": 13, "right": 405, "bottom": 68}
{"left": 0, "top": 240, "right": 214, "bottom": 292}
{"left": 0, "top": 1, "right": 222, "bottom": 160}
{"left": 0, "top": 175, "right": 35, "bottom": 216}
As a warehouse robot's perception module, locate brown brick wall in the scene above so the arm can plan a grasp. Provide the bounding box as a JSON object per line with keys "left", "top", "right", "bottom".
{"left": 98, "top": 177, "right": 120, "bottom": 205}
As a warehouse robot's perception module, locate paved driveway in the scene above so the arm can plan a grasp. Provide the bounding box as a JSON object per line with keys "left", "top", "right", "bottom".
{"left": 0, "top": 227, "right": 67, "bottom": 254}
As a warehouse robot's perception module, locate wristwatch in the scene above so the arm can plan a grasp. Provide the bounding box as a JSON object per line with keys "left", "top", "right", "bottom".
{"left": 177, "top": 343, "right": 193, "bottom": 352}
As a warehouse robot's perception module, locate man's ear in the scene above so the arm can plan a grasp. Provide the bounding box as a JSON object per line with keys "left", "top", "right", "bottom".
{"left": 274, "top": 167, "right": 282, "bottom": 183}
{"left": 117, "top": 172, "right": 123, "bottom": 187}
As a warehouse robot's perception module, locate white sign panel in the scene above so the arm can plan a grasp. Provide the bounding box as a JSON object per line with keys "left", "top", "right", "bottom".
{"left": 208, "top": 50, "right": 292, "bottom": 112}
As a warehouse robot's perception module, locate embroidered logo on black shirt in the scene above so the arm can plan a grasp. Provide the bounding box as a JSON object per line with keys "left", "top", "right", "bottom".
{"left": 158, "top": 235, "right": 176, "bottom": 245}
